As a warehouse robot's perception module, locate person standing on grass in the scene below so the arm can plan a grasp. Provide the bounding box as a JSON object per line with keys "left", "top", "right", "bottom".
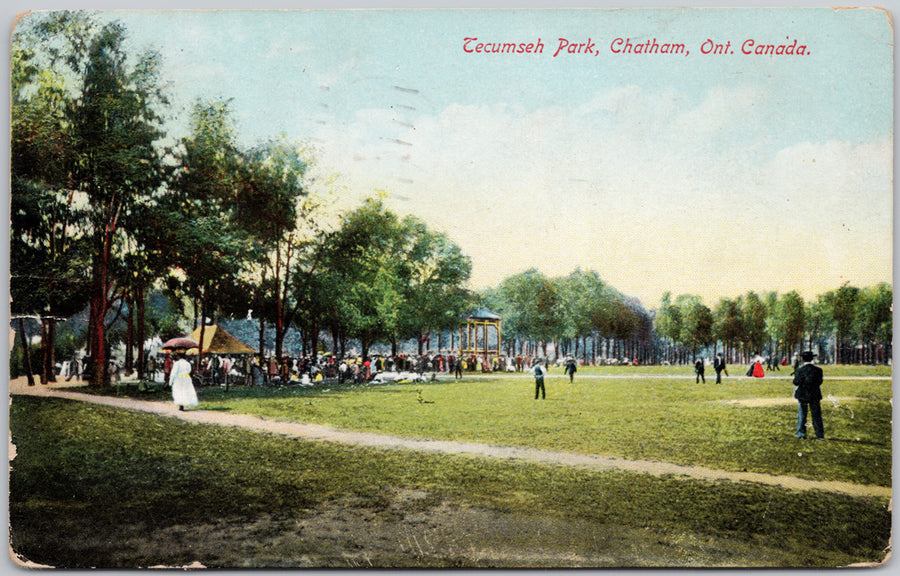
{"left": 564, "top": 356, "right": 577, "bottom": 383}
{"left": 793, "top": 351, "right": 824, "bottom": 439}
{"left": 713, "top": 352, "right": 728, "bottom": 384}
{"left": 532, "top": 360, "right": 547, "bottom": 399}
{"left": 169, "top": 349, "right": 198, "bottom": 411}
{"left": 694, "top": 357, "right": 705, "bottom": 383}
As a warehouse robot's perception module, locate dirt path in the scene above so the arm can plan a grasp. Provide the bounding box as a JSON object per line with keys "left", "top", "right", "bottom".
{"left": 10, "top": 380, "right": 891, "bottom": 500}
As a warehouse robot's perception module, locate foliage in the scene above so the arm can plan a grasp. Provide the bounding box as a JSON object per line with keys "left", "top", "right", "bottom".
{"left": 656, "top": 291, "right": 682, "bottom": 344}
{"left": 497, "top": 269, "right": 564, "bottom": 348}
{"left": 854, "top": 283, "right": 891, "bottom": 346}
{"left": 317, "top": 199, "right": 472, "bottom": 356}
{"left": 9, "top": 13, "right": 891, "bottom": 368}
{"left": 774, "top": 291, "right": 805, "bottom": 354}
{"left": 740, "top": 291, "right": 768, "bottom": 354}
{"left": 676, "top": 294, "right": 714, "bottom": 352}
{"left": 11, "top": 13, "right": 169, "bottom": 385}
{"left": 712, "top": 296, "right": 743, "bottom": 352}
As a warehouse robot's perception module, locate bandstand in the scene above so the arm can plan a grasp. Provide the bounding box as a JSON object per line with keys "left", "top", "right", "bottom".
{"left": 459, "top": 307, "right": 501, "bottom": 362}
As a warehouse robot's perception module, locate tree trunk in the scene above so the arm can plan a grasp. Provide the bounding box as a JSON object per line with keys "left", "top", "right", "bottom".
{"left": 19, "top": 318, "right": 35, "bottom": 386}
{"left": 40, "top": 319, "right": 49, "bottom": 384}
{"left": 197, "top": 289, "right": 208, "bottom": 375}
{"left": 89, "top": 271, "right": 109, "bottom": 389}
{"left": 258, "top": 316, "right": 266, "bottom": 364}
{"left": 125, "top": 292, "right": 135, "bottom": 373}
{"left": 136, "top": 284, "right": 146, "bottom": 380}
{"left": 310, "top": 321, "right": 320, "bottom": 360}
{"left": 274, "top": 243, "right": 284, "bottom": 359}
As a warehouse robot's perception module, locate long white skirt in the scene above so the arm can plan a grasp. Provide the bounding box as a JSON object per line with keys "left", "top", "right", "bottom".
{"left": 172, "top": 374, "right": 199, "bottom": 407}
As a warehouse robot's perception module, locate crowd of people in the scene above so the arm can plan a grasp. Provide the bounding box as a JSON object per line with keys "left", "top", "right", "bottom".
{"left": 156, "top": 351, "right": 576, "bottom": 387}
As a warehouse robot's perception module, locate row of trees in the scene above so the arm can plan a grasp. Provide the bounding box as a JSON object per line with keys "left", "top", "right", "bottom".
{"left": 476, "top": 269, "right": 891, "bottom": 367}
{"left": 480, "top": 268, "right": 654, "bottom": 363}
{"left": 10, "top": 14, "right": 892, "bottom": 388}
{"left": 11, "top": 14, "right": 473, "bottom": 387}
{"left": 657, "top": 284, "right": 892, "bottom": 365}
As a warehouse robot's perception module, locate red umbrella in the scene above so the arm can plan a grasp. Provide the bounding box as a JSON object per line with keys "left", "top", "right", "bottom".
{"left": 161, "top": 337, "right": 199, "bottom": 350}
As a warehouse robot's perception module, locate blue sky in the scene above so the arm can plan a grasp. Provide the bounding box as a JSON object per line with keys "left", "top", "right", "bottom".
{"left": 13, "top": 7, "right": 894, "bottom": 308}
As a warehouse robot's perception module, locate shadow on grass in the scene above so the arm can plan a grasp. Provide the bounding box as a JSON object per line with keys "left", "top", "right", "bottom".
{"left": 808, "top": 437, "right": 889, "bottom": 448}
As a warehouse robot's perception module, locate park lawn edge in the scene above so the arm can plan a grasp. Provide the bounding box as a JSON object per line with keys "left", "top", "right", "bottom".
{"left": 9, "top": 396, "right": 892, "bottom": 568}
{"left": 89, "top": 368, "right": 891, "bottom": 487}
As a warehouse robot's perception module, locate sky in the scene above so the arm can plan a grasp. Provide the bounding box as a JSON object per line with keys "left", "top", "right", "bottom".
{"left": 10, "top": 5, "right": 894, "bottom": 310}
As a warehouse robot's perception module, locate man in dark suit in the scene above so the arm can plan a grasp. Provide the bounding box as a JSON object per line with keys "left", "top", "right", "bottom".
{"left": 694, "top": 357, "right": 705, "bottom": 383}
{"left": 793, "top": 351, "right": 824, "bottom": 439}
{"left": 533, "top": 361, "right": 546, "bottom": 399}
{"left": 713, "top": 353, "right": 727, "bottom": 383}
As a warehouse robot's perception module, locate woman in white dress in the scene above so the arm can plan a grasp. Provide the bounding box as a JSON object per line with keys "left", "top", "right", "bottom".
{"left": 169, "top": 350, "right": 199, "bottom": 411}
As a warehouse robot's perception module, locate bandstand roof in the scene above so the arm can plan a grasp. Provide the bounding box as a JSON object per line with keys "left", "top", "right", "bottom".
{"left": 466, "top": 307, "right": 501, "bottom": 321}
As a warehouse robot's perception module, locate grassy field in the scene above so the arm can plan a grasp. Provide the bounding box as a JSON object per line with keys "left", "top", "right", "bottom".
{"left": 184, "top": 365, "right": 891, "bottom": 486}
{"left": 9, "top": 364, "right": 892, "bottom": 568}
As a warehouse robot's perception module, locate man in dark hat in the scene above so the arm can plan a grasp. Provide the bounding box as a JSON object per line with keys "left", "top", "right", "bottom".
{"left": 792, "top": 351, "right": 824, "bottom": 439}
{"left": 713, "top": 352, "right": 727, "bottom": 383}
{"left": 694, "top": 357, "right": 705, "bottom": 383}
{"left": 532, "top": 360, "right": 547, "bottom": 400}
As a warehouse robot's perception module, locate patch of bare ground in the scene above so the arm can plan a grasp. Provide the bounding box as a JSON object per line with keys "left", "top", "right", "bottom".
{"left": 717, "top": 395, "right": 862, "bottom": 408}
{"left": 91, "top": 488, "right": 778, "bottom": 568}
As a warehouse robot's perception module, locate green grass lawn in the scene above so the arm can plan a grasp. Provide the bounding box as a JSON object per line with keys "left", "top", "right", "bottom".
{"left": 9, "top": 396, "right": 892, "bottom": 568}
{"left": 177, "top": 365, "right": 892, "bottom": 487}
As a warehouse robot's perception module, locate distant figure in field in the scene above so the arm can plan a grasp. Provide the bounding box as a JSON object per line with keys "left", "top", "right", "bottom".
{"left": 747, "top": 356, "right": 765, "bottom": 378}
{"left": 694, "top": 357, "right": 705, "bottom": 383}
{"left": 564, "top": 357, "right": 577, "bottom": 382}
{"left": 532, "top": 361, "right": 547, "bottom": 400}
{"left": 791, "top": 355, "right": 801, "bottom": 375}
{"left": 793, "top": 351, "right": 824, "bottom": 439}
{"left": 771, "top": 355, "right": 781, "bottom": 371}
{"left": 169, "top": 349, "right": 198, "bottom": 411}
{"left": 713, "top": 353, "right": 727, "bottom": 383}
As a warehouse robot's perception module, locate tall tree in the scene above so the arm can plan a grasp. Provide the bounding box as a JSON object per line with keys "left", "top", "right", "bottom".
{"left": 656, "top": 292, "right": 683, "bottom": 363}
{"left": 804, "top": 294, "right": 834, "bottom": 360}
{"left": 240, "top": 140, "right": 312, "bottom": 358}
{"left": 712, "top": 296, "right": 743, "bottom": 360}
{"left": 498, "top": 269, "right": 563, "bottom": 357}
{"left": 11, "top": 35, "right": 92, "bottom": 382}
{"left": 558, "top": 269, "right": 607, "bottom": 361}
{"left": 741, "top": 291, "right": 768, "bottom": 357}
{"left": 825, "top": 283, "right": 860, "bottom": 364}
{"left": 854, "top": 283, "right": 892, "bottom": 364}
{"left": 775, "top": 291, "right": 806, "bottom": 358}
{"left": 398, "top": 219, "right": 473, "bottom": 354}
{"left": 12, "top": 14, "right": 167, "bottom": 387}
{"left": 677, "top": 294, "right": 714, "bottom": 356}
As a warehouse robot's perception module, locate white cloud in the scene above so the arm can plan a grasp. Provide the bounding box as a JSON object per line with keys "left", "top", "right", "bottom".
{"left": 309, "top": 85, "right": 892, "bottom": 306}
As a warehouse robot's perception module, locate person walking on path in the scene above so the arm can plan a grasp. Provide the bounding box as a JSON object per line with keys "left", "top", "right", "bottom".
{"left": 564, "top": 357, "right": 577, "bottom": 383}
{"left": 532, "top": 361, "right": 547, "bottom": 399}
{"left": 694, "top": 357, "right": 705, "bottom": 383}
{"left": 169, "top": 349, "right": 199, "bottom": 411}
{"left": 793, "top": 351, "right": 824, "bottom": 439}
{"left": 713, "top": 353, "right": 728, "bottom": 384}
